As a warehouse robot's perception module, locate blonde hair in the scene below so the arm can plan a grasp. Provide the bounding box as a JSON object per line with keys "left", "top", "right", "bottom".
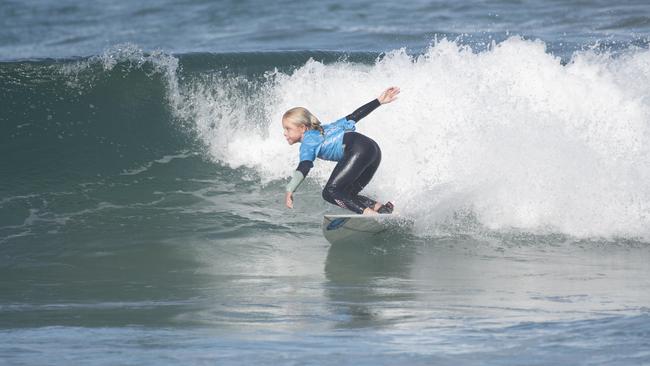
{"left": 282, "top": 107, "right": 324, "bottom": 135}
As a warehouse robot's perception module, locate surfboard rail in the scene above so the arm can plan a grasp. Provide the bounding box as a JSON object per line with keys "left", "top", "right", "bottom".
{"left": 322, "top": 214, "right": 409, "bottom": 244}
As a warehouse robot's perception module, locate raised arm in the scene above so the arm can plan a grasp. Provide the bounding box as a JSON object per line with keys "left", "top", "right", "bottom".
{"left": 346, "top": 99, "right": 380, "bottom": 123}
{"left": 346, "top": 86, "right": 400, "bottom": 123}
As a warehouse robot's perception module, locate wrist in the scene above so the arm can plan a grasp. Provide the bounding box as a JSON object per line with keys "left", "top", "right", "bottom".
{"left": 285, "top": 170, "right": 305, "bottom": 193}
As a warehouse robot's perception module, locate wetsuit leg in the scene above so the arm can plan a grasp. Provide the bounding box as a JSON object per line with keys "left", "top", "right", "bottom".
{"left": 323, "top": 184, "right": 377, "bottom": 211}
{"left": 352, "top": 194, "right": 377, "bottom": 209}
{"left": 344, "top": 155, "right": 381, "bottom": 209}
{"left": 349, "top": 147, "right": 381, "bottom": 195}
{"left": 322, "top": 132, "right": 381, "bottom": 214}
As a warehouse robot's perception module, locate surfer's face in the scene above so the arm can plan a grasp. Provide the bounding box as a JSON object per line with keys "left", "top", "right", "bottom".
{"left": 282, "top": 119, "right": 307, "bottom": 145}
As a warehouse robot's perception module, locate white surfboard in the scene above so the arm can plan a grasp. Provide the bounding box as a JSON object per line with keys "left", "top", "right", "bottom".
{"left": 322, "top": 213, "right": 409, "bottom": 244}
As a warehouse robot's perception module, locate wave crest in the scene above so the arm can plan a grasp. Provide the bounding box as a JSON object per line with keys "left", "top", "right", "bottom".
{"left": 193, "top": 37, "right": 650, "bottom": 239}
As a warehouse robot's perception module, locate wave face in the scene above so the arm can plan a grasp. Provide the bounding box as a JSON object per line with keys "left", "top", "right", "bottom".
{"left": 1, "top": 46, "right": 183, "bottom": 186}
{"left": 3, "top": 39, "right": 650, "bottom": 241}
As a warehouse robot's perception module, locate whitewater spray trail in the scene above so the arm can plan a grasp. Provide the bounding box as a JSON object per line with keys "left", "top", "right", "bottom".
{"left": 172, "top": 37, "right": 650, "bottom": 239}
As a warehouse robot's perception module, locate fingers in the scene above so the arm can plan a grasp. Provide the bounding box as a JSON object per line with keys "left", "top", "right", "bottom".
{"left": 285, "top": 192, "right": 294, "bottom": 209}
{"left": 380, "top": 86, "right": 400, "bottom": 104}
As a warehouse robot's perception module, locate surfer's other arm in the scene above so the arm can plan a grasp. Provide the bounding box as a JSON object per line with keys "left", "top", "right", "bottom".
{"left": 345, "top": 86, "right": 400, "bottom": 123}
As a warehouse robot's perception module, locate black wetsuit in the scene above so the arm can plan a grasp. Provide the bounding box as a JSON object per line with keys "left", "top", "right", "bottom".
{"left": 296, "top": 99, "right": 382, "bottom": 214}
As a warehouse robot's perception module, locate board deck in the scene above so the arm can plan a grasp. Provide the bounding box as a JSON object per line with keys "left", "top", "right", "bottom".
{"left": 322, "top": 213, "right": 407, "bottom": 244}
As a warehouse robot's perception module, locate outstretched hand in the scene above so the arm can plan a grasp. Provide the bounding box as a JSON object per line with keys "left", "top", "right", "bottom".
{"left": 378, "top": 86, "right": 400, "bottom": 104}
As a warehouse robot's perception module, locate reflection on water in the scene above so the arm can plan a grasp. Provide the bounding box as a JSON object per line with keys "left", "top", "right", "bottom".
{"left": 325, "top": 233, "right": 650, "bottom": 330}
{"left": 324, "top": 233, "right": 418, "bottom": 329}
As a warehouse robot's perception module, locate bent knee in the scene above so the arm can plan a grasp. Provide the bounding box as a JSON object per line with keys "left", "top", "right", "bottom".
{"left": 322, "top": 186, "right": 334, "bottom": 203}
{"left": 323, "top": 184, "right": 344, "bottom": 203}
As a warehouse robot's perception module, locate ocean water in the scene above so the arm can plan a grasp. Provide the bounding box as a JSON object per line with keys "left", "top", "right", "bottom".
{"left": 2, "top": 1, "right": 650, "bottom": 365}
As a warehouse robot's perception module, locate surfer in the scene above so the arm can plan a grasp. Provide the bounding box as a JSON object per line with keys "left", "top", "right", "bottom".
{"left": 282, "top": 86, "right": 400, "bottom": 215}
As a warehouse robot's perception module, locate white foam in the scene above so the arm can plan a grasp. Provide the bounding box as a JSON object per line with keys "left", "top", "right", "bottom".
{"left": 178, "top": 37, "right": 650, "bottom": 239}
{"left": 120, "top": 151, "right": 195, "bottom": 176}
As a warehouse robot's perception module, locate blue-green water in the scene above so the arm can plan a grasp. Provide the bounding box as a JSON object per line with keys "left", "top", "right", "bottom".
{"left": 2, "top": 1, "right": 650, "bottom": 365}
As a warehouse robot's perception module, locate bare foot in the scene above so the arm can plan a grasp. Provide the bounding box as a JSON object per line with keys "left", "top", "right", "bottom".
{"left": 362, "top": 207, "right": 378, "bottom": 215}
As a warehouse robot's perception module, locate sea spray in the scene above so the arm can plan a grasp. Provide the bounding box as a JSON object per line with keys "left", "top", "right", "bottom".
{"left": 186, "top": 37, "right": 650, "bottom": 239}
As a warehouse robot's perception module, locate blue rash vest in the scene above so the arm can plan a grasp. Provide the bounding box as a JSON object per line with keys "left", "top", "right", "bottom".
{"left": 299, "top": 117, "right": 356, "bottom": 162}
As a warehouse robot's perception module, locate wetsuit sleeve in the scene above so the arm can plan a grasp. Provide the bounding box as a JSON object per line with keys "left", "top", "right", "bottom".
{"left": 286, "top": 160, "right": 313, "bottom": 193}
{"left": 345, "top": 99, "right": 381, "bottom": 123}
{"left": 296, "top": 160, "right": 313, "bottom": 176}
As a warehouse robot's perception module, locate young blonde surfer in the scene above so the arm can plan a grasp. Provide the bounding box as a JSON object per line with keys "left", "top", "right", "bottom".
{"left": 282, "top": 87, "right": 400, "bottom": 215}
